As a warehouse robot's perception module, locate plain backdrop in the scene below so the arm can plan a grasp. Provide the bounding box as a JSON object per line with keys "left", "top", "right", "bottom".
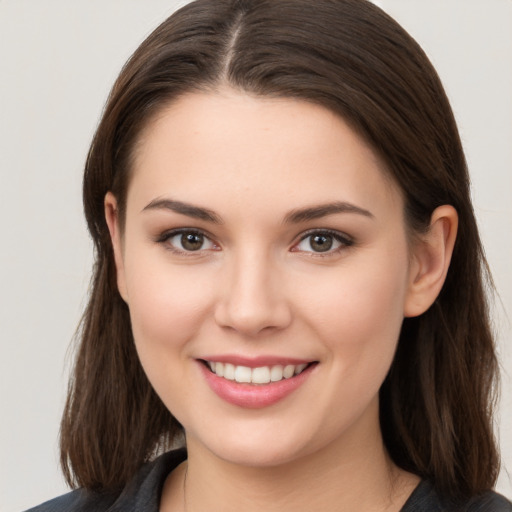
{"left": 0, "top": 1, "right": 510, "bottom": 511}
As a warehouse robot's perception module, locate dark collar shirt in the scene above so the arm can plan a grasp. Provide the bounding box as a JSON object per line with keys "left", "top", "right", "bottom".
{"left": 25, "top": 448, "right": 512, "bottom": 512}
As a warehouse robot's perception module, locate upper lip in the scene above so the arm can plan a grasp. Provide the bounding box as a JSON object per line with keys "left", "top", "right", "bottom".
{"left": 199, "top": 355, "right": 315, "bottom": 368}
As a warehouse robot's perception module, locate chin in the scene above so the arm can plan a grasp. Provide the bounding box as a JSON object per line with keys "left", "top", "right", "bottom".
{"left": 215, "top": 442, "right": 306, "bottom": 468}
{"left": 187, "top": 419, "right": 321, "bottom": 469}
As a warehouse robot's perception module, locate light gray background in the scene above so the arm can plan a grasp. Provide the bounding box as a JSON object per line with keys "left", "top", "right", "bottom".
{"left": 0, "top": 1, "right": 510, "bottom": 510}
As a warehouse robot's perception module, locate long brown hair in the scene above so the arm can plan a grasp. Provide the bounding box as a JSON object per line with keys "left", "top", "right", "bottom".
{"left": 61, "top": 0, "right": 499, "bottom": 502}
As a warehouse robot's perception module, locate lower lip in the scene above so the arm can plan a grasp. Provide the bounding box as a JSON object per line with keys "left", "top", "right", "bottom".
{"left": 199, "top": 362, "right": 316, "bottom": 409}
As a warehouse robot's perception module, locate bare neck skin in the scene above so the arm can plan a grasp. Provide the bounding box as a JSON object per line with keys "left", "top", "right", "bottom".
{"left": 160, "top": 398, "right": 420, "bottom": 512}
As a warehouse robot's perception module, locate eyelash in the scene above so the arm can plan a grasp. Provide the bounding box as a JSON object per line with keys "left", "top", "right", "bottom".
{"left": 156, "top": 228, "right": 354, "bottom": 257}
{"left": 293, "top": 229, "right": 354, "bottom": 257}
{"left": 156, "top": 228, "right": 219, "bottom": 255}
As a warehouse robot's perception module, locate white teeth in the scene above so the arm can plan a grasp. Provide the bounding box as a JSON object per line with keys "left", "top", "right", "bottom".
{"left": 207, "top": 361, "right": 309, "bottom": 384}
{"left": 234, "top": 365, "right": 252, "bottom": 383}
{"left": 224, "top": 363, "right": 235, "bottom": 380}
{"left": 214, "top": 362, "right": 224, "bottom": 377}
{"left": 294, "top": 363, "right": 307, "bottom": 375}
{"left": 270, "top": 365, "right": 284, "bottom": 382}
{"left": 283, "top": 365, "right": 295, "bottom": 379}
{"left": 251, "top": 366, "right": 271, "bottom": 384}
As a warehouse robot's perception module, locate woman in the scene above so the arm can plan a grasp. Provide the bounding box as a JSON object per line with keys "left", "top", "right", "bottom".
{"left": 26, "top": 0, "right": 511, "bottom": 510}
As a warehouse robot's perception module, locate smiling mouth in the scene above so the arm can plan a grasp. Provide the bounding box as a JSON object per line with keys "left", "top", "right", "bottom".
{"left": 202, "top": 360, "right": 315, "bottom": 385}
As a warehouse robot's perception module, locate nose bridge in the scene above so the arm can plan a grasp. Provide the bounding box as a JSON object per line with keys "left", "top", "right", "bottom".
{"left": 215, "top": 245, "right": 291, "bottom": 336}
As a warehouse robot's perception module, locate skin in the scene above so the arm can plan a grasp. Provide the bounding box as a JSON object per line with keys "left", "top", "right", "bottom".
{"left": 105, "top": 89, "right": 457, "bottom": 511}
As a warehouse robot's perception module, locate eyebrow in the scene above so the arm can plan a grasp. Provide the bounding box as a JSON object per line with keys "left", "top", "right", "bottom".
{"left": 283, "top": 201, "right": 374, "bottom": 224}
{"left": 142, "top": 198, "right": 373, "bottom": 225}
{"left": 142, "top": 198, "right": 223, "bottom": 224}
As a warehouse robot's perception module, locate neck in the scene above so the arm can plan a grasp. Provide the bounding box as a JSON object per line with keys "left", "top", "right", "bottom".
{"left": 161, "top": 402, "right": 419, "bottom": 512}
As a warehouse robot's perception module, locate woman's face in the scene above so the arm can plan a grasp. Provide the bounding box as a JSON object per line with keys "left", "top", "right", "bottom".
{"left": 108, "top": 90, "right": 419, "bottom": 467}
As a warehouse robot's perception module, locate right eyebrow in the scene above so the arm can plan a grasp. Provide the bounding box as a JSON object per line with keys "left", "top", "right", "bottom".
{"left": 283, "top": 201, "right": 374, "bottom": 224}
{"left": 141, "top": 198, "right": 223, "bottom": 224}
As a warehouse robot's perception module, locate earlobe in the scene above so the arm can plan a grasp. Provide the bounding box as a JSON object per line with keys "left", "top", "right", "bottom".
{"left": 404, "top": 205, "right": 458, "bottom": 318}
{"left": 104, "top": 192, "right": 129, "bottom": 303}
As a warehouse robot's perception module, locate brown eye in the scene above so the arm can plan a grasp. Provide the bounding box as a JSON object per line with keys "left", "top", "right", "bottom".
{"left": 181, "top": 232, "right": 204, "bottom": 251}
{"left": 162, "top": 230, "right": 216, "bottom": 253}
{"left": 293, "top": 230, "right": 353, "bottom": 255}
{"left": 309, "top": 234, "right": 333, "bottom": 252}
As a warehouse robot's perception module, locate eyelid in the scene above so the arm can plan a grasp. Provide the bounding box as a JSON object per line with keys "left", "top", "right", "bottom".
{"left": 154, "top": 227, "right": 353, "bottom": 256}
{"left": 291, "top": 228, "right": 354, "bottom": 254}
{"left": 156, "top": 228, "right": 220, "bottom": 254}
{"left": 156, "top": 227, "right": 205, "bottom": 243}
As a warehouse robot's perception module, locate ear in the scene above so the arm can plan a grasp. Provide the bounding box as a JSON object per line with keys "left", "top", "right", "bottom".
{"left": 404, "top": 205, "right": 458, "bottom": 318}
{"left": 104, "top": 192, "right": 129, "bottom": 303}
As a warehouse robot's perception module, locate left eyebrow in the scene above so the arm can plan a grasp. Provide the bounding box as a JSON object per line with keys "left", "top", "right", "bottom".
{"left": 142, "top": 198, "right": 223, "bottom": 224}
{"left": 283, "top": 201, "right": 374, "bottom": 224}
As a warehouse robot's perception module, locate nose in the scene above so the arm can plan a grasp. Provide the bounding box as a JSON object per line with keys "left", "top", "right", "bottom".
{"left": 214, "top": 250, "right": 292, "bottom": 337}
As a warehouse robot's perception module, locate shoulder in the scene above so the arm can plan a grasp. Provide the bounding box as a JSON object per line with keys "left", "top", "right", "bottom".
{"left": 465, "top": 491, "right": 512, "bottom": 512}
{"left": 24, "top": 448, "right": 187, "bottom": 512}
{"left": 23, "top": 489, "right": 116, "bottom": 512}
{"left": 401, "top": 480, "right": 512, "bottom": 512}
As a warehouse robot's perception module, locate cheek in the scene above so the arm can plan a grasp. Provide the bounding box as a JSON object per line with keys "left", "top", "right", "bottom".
{"left": 296, "top": 250, "right": 409, "bottom": 363}
{"left": 123, "top": 250, "right": 215, "bottom": 359}
{"left": 123, "top": 255, "right": 219, "bottom": 416}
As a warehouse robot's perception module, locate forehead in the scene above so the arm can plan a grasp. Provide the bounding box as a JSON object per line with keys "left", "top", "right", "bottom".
{"left": 128, "top": 89, "right": 402, "bottom": 219}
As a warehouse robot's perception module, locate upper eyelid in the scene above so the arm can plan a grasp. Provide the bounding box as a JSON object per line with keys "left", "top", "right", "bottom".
{"left": 155, "top": 227, "right": 353, "bottom": 248}
{"left": 156, "top": 227, "right": 216, "bottom": 243}
{"left": 295, "top": 228, "right": 353, "bottom": 243}
{"left": 290, "top": 229, "right": 354, "bottom": 257}
{"left": 156, "top": 228, "right": 218, "bottom": 255}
